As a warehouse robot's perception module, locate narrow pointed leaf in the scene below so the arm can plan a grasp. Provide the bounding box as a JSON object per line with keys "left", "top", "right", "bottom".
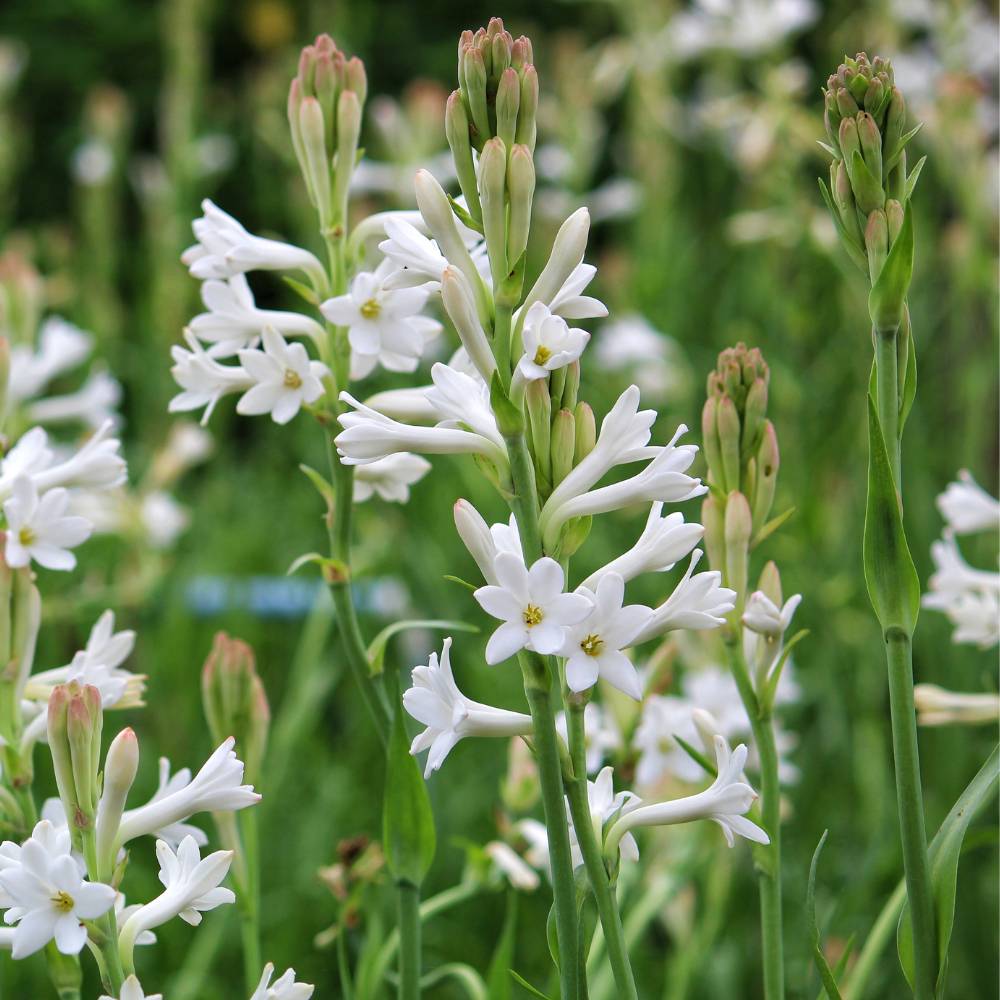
{"left": 904, "top": 155, "right": 927, "bottom": 201}
{"left": 367, "top": 618, "right": 478, "bottom": 675}
{"left": 869, "top": 202, "right": 914, "bottom": 332}
{"left": 807, "top": 831, "right": 845, "bottom": 999}
{"left": 817, "top": 179, "right": 867, "bottom": 272}
{"left": 509, "top": 970, "right": 553, "bottom": 999}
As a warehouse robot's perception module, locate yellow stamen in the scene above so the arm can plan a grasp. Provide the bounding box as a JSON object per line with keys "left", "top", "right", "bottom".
{"left": 360, "top": 298, "right": 381, "bottom": 320}
{"left": 522, "top": 604, "right": 544, "bottom": 627}
{"left": 533, "top": 345, "right": 552, "bottom": 366}
{"left": 283, "top": 369, "right": 303, "bottom": 389}
{"left": 580, "top": 633, "right": 604, "bottom": 657}
{"left": 51, "top": 891, "right": 75, "bottom": 913}
{"left": 18, "top": 527, "right": 35, "bottom": 546}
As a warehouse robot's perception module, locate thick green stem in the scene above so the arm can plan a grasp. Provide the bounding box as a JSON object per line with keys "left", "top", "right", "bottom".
{"left": 504, "top": 432, "right": 543, "bottom": 558}
{"left": 884, "top": 629, "right": 935, "bottom": 999}
{"left": 566, "top": 703, "right": 637, "bottom": 1000}
{"left": 397, "top": 881, "right": 421, "bottom": 1000}
{"left": 723, "top": 640, "right": 784, "bottom": 1000}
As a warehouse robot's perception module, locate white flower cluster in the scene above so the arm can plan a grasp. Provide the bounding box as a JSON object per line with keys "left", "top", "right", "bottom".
{"left": 923, "top": 469, "right": 1000, "bottom": 648}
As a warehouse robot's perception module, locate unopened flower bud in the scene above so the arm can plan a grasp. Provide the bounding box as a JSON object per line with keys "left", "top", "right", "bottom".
{"left": 496, "top": 68, "right": 520, "bottom": 149}
{"left": 701, "top": 493, "right": 726, "bottom": 577}
{"left": 441, "top": 267, "right": 495, "bottom": 383}
{"left": 751, "top": 421, "right": 779, "bottom": 532}
{"left": 0, "top": 337, "right": 8, "bottom": 432}
{"left": 96, "top": 727, "right": 139, "bottom": 877}
{"left": 298, "top": 96, "right": 333, "bottom": 226}
{"left": 836, "top": 87, "right": 859, "bottom": 119}
{"left": 865, "top": 209, "right": 889, "bottom": 284}
{"left": 883, "top": 88, "right": 906, "bottom": 166}
{"left": 724, "top": 491, "right": 752, "bottom": 597}
{"left": 550, "top": 409, "right": 576, "bottom": 487}
{"left": 461, "top": 45, "right": 489, "bottom": 146}
{"left": 701, "top": 396, "right": 723, "bottom": 489}
{"left": 832, "top": 160, "right": 864, "bottom": 247}
{"left": 516, "top": 66, "right": 538, "bottom": 150}
{"left": 511, "top": 36, "right": 532, "bottom": 73}
{"left": 507, "top": 144, "right": 535, "bottom": 266}
{"left": 525, "top": 381, "right": 552, "bottom": 490}
{"left": 522, "top": 207, "right": 590, "bottom": 315}
{"left": 345, "top": 56, "right": 367, "bottom": 106}
{"left": 501, "top": 736, "right": 539, "bottom": 812}
{"left": 717, "top": 396, "right": 741, "bottom": 495}
{"left": 838, "top": 117, "right": 861, "bottom": 164}
{"left": 741, "top": 378, "right": 768, "bottom": 463}
{"left": 756, "top": 561, "right": 783, "bottom": 607}
{"left": 857, "top": 113, "right": 883, "bottom": 181}
{"left": 202, "top": 632, "right": 270, "bottom": 784}
{"left": 574, "top": 402, "right": 596, "bottom": 464}
{"left": 479, "top": 137, "right": 509, "bottom": 282}
{"left": 445, "top": 91, "right": 481, "bottom": 222}
{"left": 332, "top": 89, "right": 362, "bottom": 222}
{"left": 560, "top": 360, "right": 580, "bottom": 411}
{"left": 885, "top": 199, "right": 904, "bottom": 244}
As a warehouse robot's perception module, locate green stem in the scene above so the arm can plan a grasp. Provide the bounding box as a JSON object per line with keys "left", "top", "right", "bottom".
{"left": 884, "top": 629, "right": 935, "bottom": 999}
{"left": 723, "top": 640, "right": 784, "bottom": 1000}
{"left": 504, "top": 432, "right": 543, "bottom": 558}
{"left": 397, "top": 881, "right": 421, "bottom": 1000}
{"left": 874, "top": 328, "right": 900, "bottom": 486}
{"left": 566, "top": 703, "right": 637, "bottom": 1000}
{"left": 493, "top": 303, "right": 513, "bottom": 389}
{"left": 238, "top": 807, "right": 262, "bottom": 992}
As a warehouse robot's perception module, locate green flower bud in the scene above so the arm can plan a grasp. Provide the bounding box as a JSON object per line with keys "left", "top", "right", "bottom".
{"left": 511, "top": 36, "right": 533, "bottom": 73}
{"left": 478, "top": 137, "right": 509, "bottom": 282}
{"left": 507, "top": 144, "right": 535, "bottom": 266}
{"left": 345, "top": 56, "right": 367, "bottom": 107}
{"left": 332, "top": 89, "right": 362, "bottom": 224}
{"left": 885, "top": 199, "right": 904, "bottom": 244}
{"left": 724, "top": 491, "right": 752, "bottom": 598}
{"left": 751, "top": 421, "right": 780, "bottom": 532}
{"left": 496, "top": 67, "right": 520, "bottom": 150}
{"left": 574, "top": 402, "right": 596, "bottom": 464}
{"left": 717, "top": 396, "right": 741, "bottom": 495}
{"left": 701, "top": 493, "right": 726, "bottom": 576}
{"left": 516, "top": 65, "right": 538, "bottom": 151}
{"left": 833, "top": 160, "right": 864, "bottom": 247}
{"left": 847, "top": 149, "right": 885, "bottom": 215}
{"left": 525, "top": 379, "right": 552, "bottom": 491}
{"left": 757, "top": 561, "right": 783, "bottom": 607}
{"left": 445, "top": 90, "right": 482, "bottom": 222}
{"left": 701, "top": 396, "right": 723, "bottom": 489}
{"left": 742, "top": 377, "right": 768, "bottom": 462}
{"left": 883, "top": 88, "right": 906, "bottom": 166}
{"left": 838, "top": 117, "right": 861, "bottom": 163}
{"left": 550, "top": 409, "right": 576, "bottom": 488}
{"left": 857, "top": 112, "right": 883, "bottom": 182}
{"left": 460, "top": 44, "right": 489, "bottom": 147}
{"left": 96, "top": 727, "right": 139, "bottom": 877}
{"left": 836, "top": 87, "right": 859, "bottom": 119}
{"left": 865, "top": 209, "right": 889, "bottom": 284}
{"left": 298, "top": 96, "right": 333, "bottom": 227}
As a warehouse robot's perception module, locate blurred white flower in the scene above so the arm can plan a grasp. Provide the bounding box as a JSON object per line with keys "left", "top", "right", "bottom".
{"left": 913, "top": 685, "right": 1000, "bottom": 727}
{"left": 667, "top": 0, "right": 817, "bottom": 60}
{"left": 26, "top": 371, "right": 121, "bottom": 429}
{"left": 936, "top": 470, "right": 999, "bottom": 535}
{"left": 249, "top": 962, "right": 315, "bottom": 1000}
{"left": 169, "top": 332, "right": 254, "bottom": 424}
{"left": 923, "top": 532, "right": 1000, "bottom": 648}
{"left": 567, "top": 766, "right": 640, "bottom": 868}
{"left": 593, "top": 315, "right": 683, "bottom": 402}
{"left": 3, "top": 477, "right": 91, "bottom": 571}
{"left": 99, "top": 975, "right": 161, "bottom": 1000}
{"left": 352, "top": 453, "right": 431, "bottom": 503}
{"left": 0, "top": 820, "right": 116, "bottom": 958}
{"left": 634, "top": 695, "right": 707, "bottom": 787}
{"left": 403, "top": 637, "right": 533, "bottom": 777}
{"left": 555, "top": 702, "right": 621, "bottom": 774}
{"left": 474, "top": 552, "right": 592, "bottom": 663}
{"left": 484, "top": 840, "right": 540, "bottom": 892}
{"left": 236, "top": 328, "right": 328, "bottom": 425}
{"left": 8, "top": 317, "right": 92, "bottom": 403}
{"left": 182, "top": 199, "right": 325, "bottom": 284}
{"left": 516, "top": 302, "right": 590, "bottom": 382}
{"left": 141, "top": 491, "right": 190, "bottom": 549}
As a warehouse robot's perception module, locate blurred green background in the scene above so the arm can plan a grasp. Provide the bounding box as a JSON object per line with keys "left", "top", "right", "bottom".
{"left": 0, "top": 0, "right": 996, "bottom": 996}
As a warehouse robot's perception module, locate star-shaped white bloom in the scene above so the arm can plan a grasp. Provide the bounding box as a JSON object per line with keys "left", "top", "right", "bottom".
{"left": 8, "top": 317, "right": 93, "bottom": 403}
{"left": 352, "top": 454, "right": 431, "bottom": 504}
{"left": 545, "top": 262, "right": 608, "bottom": 321}
{"left": 560, "top": 574, "right": 652, "bottom": 700}
{"left": 475, "top": 552, "right": 592, "bottom": 663}
{"left": 377, "top": 216, "right": 451, "bottom": 288}
{"left": 3, "top": 476, "right": 92, "bottom": 570}
{"left": 403, "top": 637, "right": 533, "bottom": 777}
{"left": 516, "top": 302, "right": 590, "bottom": 381}
{"left": 236, "top": 327, "right": 328, "bottom": 425}
{"left": 936, "top": 470, "right": 1000, "bottom": 535}
{"left": 633, "top": 694, "right": 707, "bottom": 788}
{"left": 182, "top": 199, "right": 324, "bottom": 284}
{"left": 99, "top": 974, "right": 162, "bottom": 1000}
{"left": 169, "top": 331, "right": 255, "bottom": 424}
{"left": 0, "top": 820, "right": 116, "bottom": 958}
{"left": 742, "top": 591, "right": 802, "bottom": 638}
{"left": 923, "top": 532, "right": 1000, "bottom": 648}
{"left": 566, "top": 766, "right": 640, "bottom": 868}
{"left": 320, "top": 260, "right": 440, "bottom": 379}
{"left": 249, "top": 962, "right": 315, "bottom": 1000}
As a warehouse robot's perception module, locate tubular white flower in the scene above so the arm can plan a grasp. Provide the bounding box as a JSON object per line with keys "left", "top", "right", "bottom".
{"left": 520, "top": 208, "right": 591, "bottom": 318}
{"left": 188, "top": 275, "right": 324, "bottom": 356}
{"left": 169, "top": 332, "right": 255, "bottom": 424}
{"left": 403, "top": 637, "right": 533, "bottom": 777}
{"left": 26, "top": 371, "right": 122, "bottom": 429}
{"left": 579, "top": 504, "right": 704, "bottom": 590}
{"left": 515, "top": 302, "right": 590, "bottom": 382}
{"left": 182, "top": 199, "right": 325, "bottom": 285}
{"left": 236, "top": 327, "right": 328, "bottom": 425}
{"left": 377, "top": 215, "right": 450, "bottom": 289}
{"left": 116, "top": 738, "right": 260, "bottom": 847}
{"left": 99, "top": 974, "right": 162, "bottom": 1000}
{"left": 353, "top": 454, "right": 431, "bottom": 503}
{"left": 363, "top": 385, "right": 440, "bottom": 424}
{"left": 913, "top": 685, "right": 1000, "bottom": 726}
{"left": 3, "top": 477, "right": 92, "bottom": 571}
{"left": 8, "top": 318, "right": 92, "bottom": 403}
{"left": 632, "top": 551, "right": 737, "bottom": 643}
{"left": 0, "top": 428, "right": 54, "bottom": 487}
{"left": 474, "top": 552, "right": 592, "bottom": 663}
{"left": 485, "top": 841, "right": 540, "bottom": 892}
{"left": 923, "top": 532, "right": 1000, "bottom": 648}
{"left": 453, "top": 500, "right": 523, "bottom": 586}
{"left": 249, "top": 962, "right": 315, "bottom": 1000}
{"left": 121, "top": 758, "right": 208, "bottom": 849}
{"left": 0, "top": 820, "right": 116, "bottom": 959}
{"left": 567, "top": 766, "right": 640, "bottom": 869}
{"left": 424, "top": 362, "right": 504, "bottom": 446}
{"left": 555, "top": 702, "right": 620, "bottom": 774}
{"left": 320, "top": 260, "right": 440, "bottom": 379}
{"left": 936, "top": 470, "right": 1000, "bottom": 535}
{"left": 440, "top": 266, "right": 496, "bottom": 382}
{"left": 742, "top": 591, "right": 802, "bottom": 638}
{"left": 606, "top": 736, "right": 769, "bottom": 855}
{"left": 118, "top": 837, "right": 234, "bottom": 959}
{"left": 560, "top": 574, "right": 652, "bottom": 700}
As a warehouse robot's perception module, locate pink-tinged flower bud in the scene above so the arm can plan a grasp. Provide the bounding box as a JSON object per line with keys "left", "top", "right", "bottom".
{"left": 507, "top": 144, "right": 535, "bottom": 266}
{"left": 345, "top": 56, "right": 367, "bottom": 105}
{"left": 885, "top": 199, "right": 904, "bottom": 244}
{"left": 297, "top": 96, "right": 333, "bottom": 226}
{"left": 516, "top": 65, "right": 538, "bottom": 151}
{"left": 857, "top": 112, "right": 883, "bottom": 180}
{"left": 460, "top": 45, "right": 489, "bottom": 147}
{"left": 717, "top": 396, "right": 741, "bottom": 495}
{"left": 550, "top": 409, "right": 576, "bottom": 488}
{"left": 574, "top": 402, "right": 596, "bottom": 464}
{"left": 724, "top": 491, "right": 752, "bottom": 597}
{"left": 445, "top": 91, "right": 481, "bottom": 222}
{"left": 492, "top": 30, "right": 512, "bottom": 78}
{"left": 701, "top": 493, "right": 725, "bottom": 576}
{"left": 756, "top": 561, "right": 783, "bottom": 607}
{"left": 865, "top": 208, "right": 889, "bottom": 284}
{"left": 836, "top": 87, "right": 859, "bottom": 119}
{"left": 838, "top": 117, "right": 861, "bottom": 163}
{"left": 478, "top": 137, "right": 509, "bottom": 282}
{"left": 742, "top": 377, "right": 768, "bottom": 462}
{"left": 511, "top": 36, "right": 533, "bottom": 73}
{"left": 751, "top": 421, "right": 780, "bottom": 532}
{"left": 496, "top": 67, "right": 520, "bottom": 149}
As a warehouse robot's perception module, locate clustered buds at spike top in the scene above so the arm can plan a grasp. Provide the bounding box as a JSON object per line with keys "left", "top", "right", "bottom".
{"left": 288, "top": 34, "right": 367, "bottom": 229}
{"left": 47, "top": 682, "right": 103, "bottom": 846}
{"left": 201, "top": 632, "right": 270, "bottom": 786}
{"left": 820, "top": 53, "right": 922, "bottom": 294}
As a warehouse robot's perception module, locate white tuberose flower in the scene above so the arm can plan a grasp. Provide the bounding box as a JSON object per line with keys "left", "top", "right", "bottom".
{"left": 453, "top": 501, "right": 524, "bottom": 586}
{"left": 516, "top": 302, "right": 590, "bottom": 382}
{"left": 606, "top": 736, "right": 769, "bottom": 854}
{"left": 403, "top": 637, "right": 533, "bottom": 777}
{"left": 116, "top": 738, "right": 260, "bottom": 846}
{"left": 250, "top": 962, "right": 315, "bottom": 1000}
{"left": 169, "top": 332, "right": 254, "bottom": 424}
{"left": 936, "top": 470, "right": 1000, "bottom": 535}
{"left": 236, "top": 328, "right": 328, "bottom": 425}
{"left": 560, "top": 574, "right": 652, "bottom": 700}
{"left": 353, "top": 454, "right": 431, "bottom": 503}
{"left": 913, "top": 684, "right": 1000, "bottom": 727}
{"left": 0, "top": 820, "right": 116, "bottom": 958}
{"left": 182, "top": 199, "right": 325, "bottom": 284}
{"left": 100, "top": 974, "right": 162, "bottom": 1000}
{"left": 8, "top": 317, "right": 92, "bottom": 403}
{"left": 3, "top": 477, "right": 92, "bottom": 571}
{"left": 567, "top": 766, "right": 640, "bottom": 869}
{"left": 475, "top": 552, "right": 592, "bottom": 663}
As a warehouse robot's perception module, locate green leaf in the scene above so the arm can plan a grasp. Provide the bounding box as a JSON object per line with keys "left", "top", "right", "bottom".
{"left": 444, "top": 574, "right": 478, "bottom": 592}
{"left": 286, "top": 552, "right": 328, "bottom": 576}
{"left": 382, "top": 684, "right": 436, "bottom": 887}
{"left": 904, "top": 155, "right": 927, "bottom": 201}
{"left": 282, "top": 274, "right": 321, "bottom": 305}
{"left": 299, "top": 463, "right": 335, "bottom": 509}
{"left": 817, "top": 178, "right": 868, "bottom": 272}
{"left": 751, "top": 505, "right": 796, "bottom": 549}
{"left": 862, "top": 395, "right": 920, "bottom": 634}
{"left": 898, "top": 744, "right": 999, "bottom": 994}
{"left": 885, "top": 122, "right": 924, "bottom": 172}
{"left": 490, "top": 372, "right": 524, "bottom": 436}
{"left": 509, "top": 970, "right": 553, "bottom": 999}
{"left": 416, "top": 963, "right": 488, "bottom": 1000}
{"left": 486, "top": 891, "right": 518, "bottom": 1000}
{"left": 448, "top": 195, "right": 484, "bottom": 235}
{"left": 807, "top": 831, "right": 845, "bottom": 1000}
{"left": 366, "top": 618, "right": 478, "bottom": 676}
{"left": 898, "top": 322, "right": 917, "bottom": 435}
{"left": 672, "top": 733, "right": 717, "bottom": 778}
{"left": 869, "top": 202, "right": 914, "bottom": 332}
